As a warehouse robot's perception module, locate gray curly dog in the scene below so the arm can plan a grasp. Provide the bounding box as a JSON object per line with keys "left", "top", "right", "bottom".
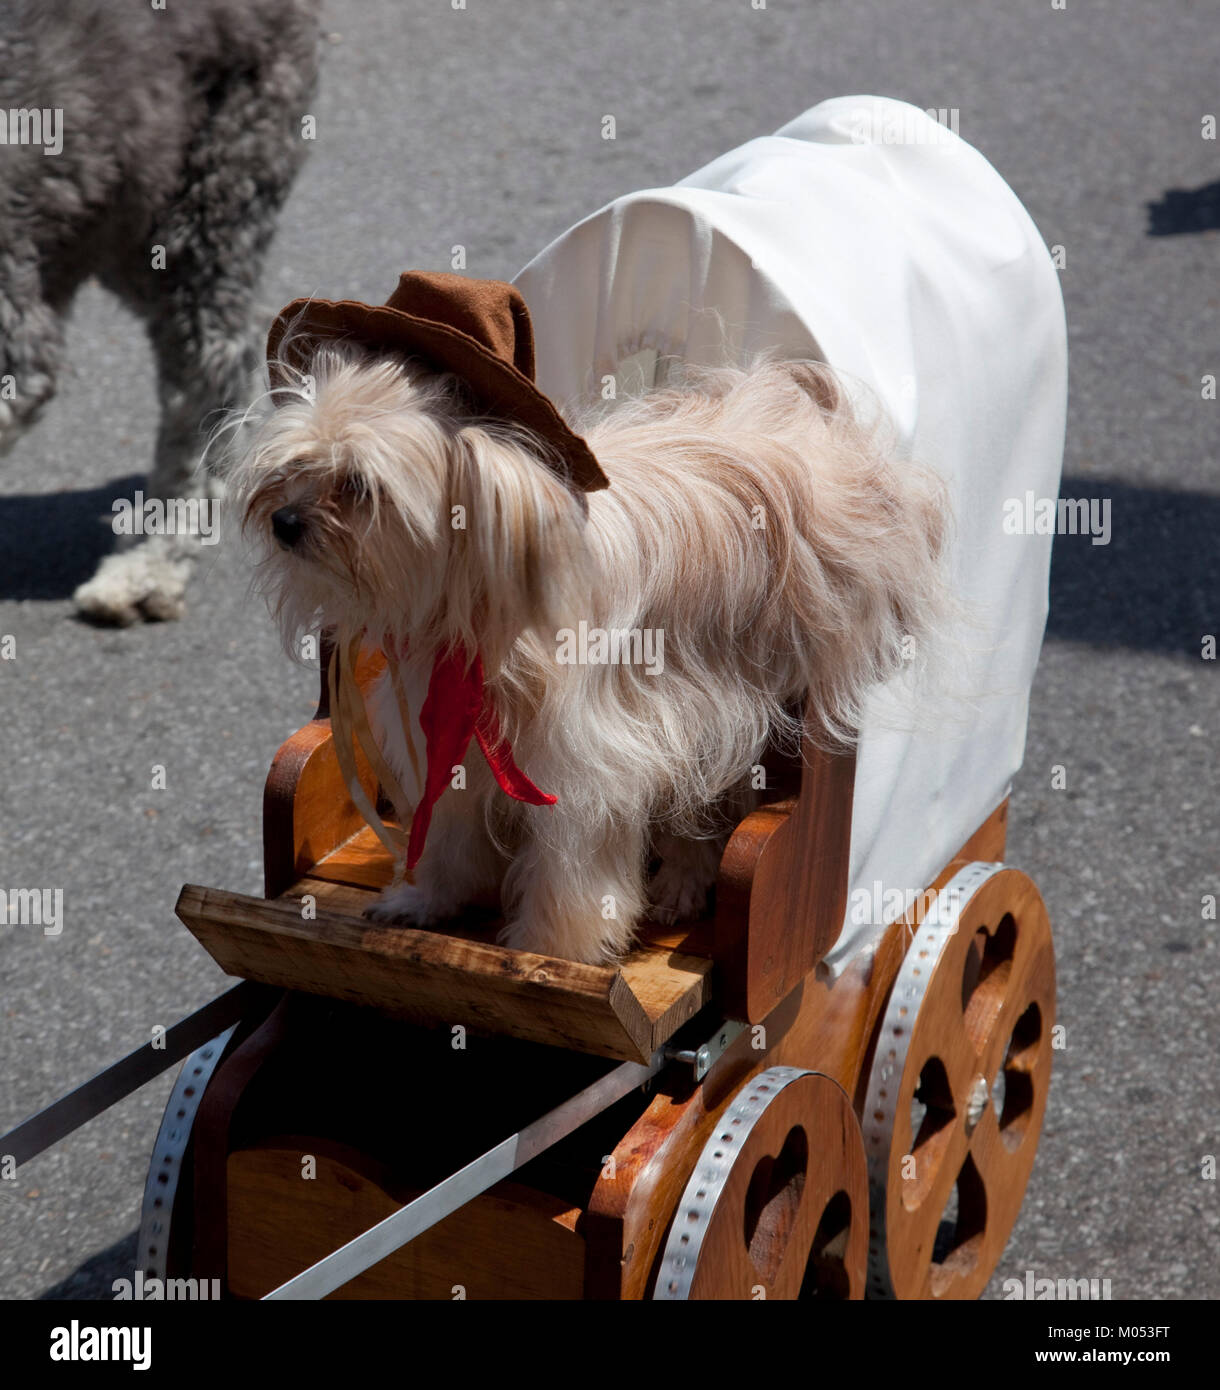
{"left": 0, "top": 0, "right": 320, "bottom": 622}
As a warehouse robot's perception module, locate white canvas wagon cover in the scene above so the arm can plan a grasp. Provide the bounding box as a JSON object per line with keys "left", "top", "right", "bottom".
{"left": 514, "top": 96, "right": 1068, "bottom": 970}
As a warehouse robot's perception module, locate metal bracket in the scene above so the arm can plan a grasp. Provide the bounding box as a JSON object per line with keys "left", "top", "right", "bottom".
{"left": 665, "top": 1019, "right": 747, "bottom": 1082}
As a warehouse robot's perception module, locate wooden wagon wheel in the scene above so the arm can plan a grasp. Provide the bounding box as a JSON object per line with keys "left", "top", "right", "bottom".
{"left": 654, "top": 1067, "right": 868, "bottom": 1300}
{"left": 861, "top": 863, "right": 1055, "bottom": 1299}
{"left": 137, "top": 1028, "right": 240, "bottom": 1281}
{"left": 138, "top": 991, "right": 288, "bottom": 1284}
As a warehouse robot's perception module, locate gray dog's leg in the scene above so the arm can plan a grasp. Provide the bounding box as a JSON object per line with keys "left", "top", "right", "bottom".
{"left": 0, "top": 249, "right": 68, "bottom": 458}
{"left": 74, "top": 34, "right": 314, "bottom": 623}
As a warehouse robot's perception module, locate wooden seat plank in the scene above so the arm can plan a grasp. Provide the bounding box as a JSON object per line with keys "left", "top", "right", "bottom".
{"left": 175, "top": 881, "right": 713, "bottom": 1064}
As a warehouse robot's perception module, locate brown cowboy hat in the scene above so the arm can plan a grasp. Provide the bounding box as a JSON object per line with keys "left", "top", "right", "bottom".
{"left": 265, "top": 270, "right": 609, "bottom": 492}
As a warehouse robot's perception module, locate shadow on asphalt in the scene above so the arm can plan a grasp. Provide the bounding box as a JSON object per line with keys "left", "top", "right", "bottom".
{"left": 2, "top": 471, "right": 1216, "bottom": 659}
{"left": 39, "top": 1230, "right": 137, "bottom": 1301}
{"left": 1147, "top": 180, "right": 1220, "bottom": 236}
{"left": 1047, "top": 475, "right": 1219, "bottom": 654}
{"left": 0, "top": 475, "right": 141, "bottom": 601}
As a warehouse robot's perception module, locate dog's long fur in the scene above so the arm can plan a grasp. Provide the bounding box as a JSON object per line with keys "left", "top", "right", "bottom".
{"left": 231, "top": 341, "right": 950, "bottom": 962}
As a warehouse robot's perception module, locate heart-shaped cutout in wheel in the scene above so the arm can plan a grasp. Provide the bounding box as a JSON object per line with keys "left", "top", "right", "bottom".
{"left": 862, "top": 864, "right": 1055, "bottom": 1299}
{"left": 655, "top": 1067, "right": 868, "bottom": 1300}
{"left": 742, "top": 1124, "right": 809, "bottom": 1284}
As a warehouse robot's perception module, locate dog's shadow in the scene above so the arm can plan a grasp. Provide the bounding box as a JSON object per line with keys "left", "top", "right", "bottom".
{"left": 0, "top": 475, "right": 141, "bottom": 601}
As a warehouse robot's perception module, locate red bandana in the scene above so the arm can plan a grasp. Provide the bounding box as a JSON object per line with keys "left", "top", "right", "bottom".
{"left": 405, "top": 644, "right": 555, "bottom": 870}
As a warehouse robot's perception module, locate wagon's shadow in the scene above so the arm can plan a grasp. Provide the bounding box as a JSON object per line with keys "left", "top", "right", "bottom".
{"left": 1046, "top": 475, "right": 1219, "bottom": 653}
{"left": 1147, "top": 180, "right": 1220, "bottom": 236}
{"left": 0, "top": 475, "right": 141, "bottom": 600}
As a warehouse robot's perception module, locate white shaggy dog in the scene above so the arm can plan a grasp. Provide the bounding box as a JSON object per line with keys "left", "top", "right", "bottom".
{"left": 231, "top": 281, "right": 949, "bottom": 964}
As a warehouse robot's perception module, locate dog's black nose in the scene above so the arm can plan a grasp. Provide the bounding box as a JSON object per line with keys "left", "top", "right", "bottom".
{"left": 271, "top": 507, "right": 305, "bottom": 549}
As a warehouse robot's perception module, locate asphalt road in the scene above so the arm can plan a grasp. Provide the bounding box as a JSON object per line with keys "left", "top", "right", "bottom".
{"left": 1, "top": 0, "right": 1217, "bottom": 1302}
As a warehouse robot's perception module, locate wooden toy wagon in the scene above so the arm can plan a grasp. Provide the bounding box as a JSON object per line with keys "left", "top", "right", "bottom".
{"left": 4, "top": 98, "right": 1068, "bottom": 1301}
{"left": 159, "top": 682, "right": 1053, "bottom": 1302}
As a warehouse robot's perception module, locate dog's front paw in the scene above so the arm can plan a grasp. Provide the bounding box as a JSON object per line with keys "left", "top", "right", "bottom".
{"left": 364, "top": 881, "right": 453, "bottom": 929}
{"left": 497, "top": 913, "right": 630, "bottom": 965}
{"left": 73, "top": 544, "right": 191, "bottom": 625}
{"left": 498, "top": 916, "right": 574, "bottom": 961}
{"left": 73, "top": 568, "right": 143, "bottom": 627}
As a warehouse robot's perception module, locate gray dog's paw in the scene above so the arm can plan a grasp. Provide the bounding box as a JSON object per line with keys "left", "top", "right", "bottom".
{"left": 73, "top": 543, "right": 191, "bottom": 625}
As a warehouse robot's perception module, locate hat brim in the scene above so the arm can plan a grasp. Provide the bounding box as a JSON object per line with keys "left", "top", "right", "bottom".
{"left": 266, "top": 297, "right": 609, "bottom": 493}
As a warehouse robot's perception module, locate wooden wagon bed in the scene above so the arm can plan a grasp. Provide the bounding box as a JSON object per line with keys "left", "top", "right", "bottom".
{"left": 177, "top": 826, "right": 716, "bottom": 1064}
